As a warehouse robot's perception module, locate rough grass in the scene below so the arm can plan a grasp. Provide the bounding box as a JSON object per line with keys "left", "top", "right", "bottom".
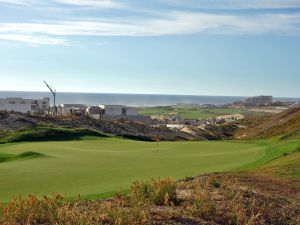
{"left": 0, "top": 127, "right": 108, "bottom": 144}
{"left": 1, "top": 172, "right": 299, "bottom": 225}
{"left": 237, "top": 139, "right": 300, "bottom": 170}
{"left": 255, "top": 150, "right": 300, "bottom": 179}
{"left": 236, "top": 107, "right": 300, "bottom": 140}
{"left": 129, "top": 178, "right": 177, "bottom": 206}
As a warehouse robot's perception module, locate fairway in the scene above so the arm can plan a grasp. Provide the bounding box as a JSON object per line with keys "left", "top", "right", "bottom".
{"left": 0, "top": 138, "right": 265, "bottom": 202}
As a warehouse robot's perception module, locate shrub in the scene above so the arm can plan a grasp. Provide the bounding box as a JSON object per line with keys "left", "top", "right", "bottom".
{"left": 186, "top": 189, "right": 216, "bottom": 220}
{"left": 0, "top": 194, "right": 65, "bottom": 225}
{"left": 282, "top": 152, "right": 289, "bottom": 156}
{"left": 129, "top": 178, "right": 177, "bottom": 206}
{"left": 210, "top": 179, "right": 221, "bottom": 188}
{"left": 0, "top": 194, "right": 151, "bottom": 225}
{"left": 183, "top": 176, "right": 194, "bottom": 182}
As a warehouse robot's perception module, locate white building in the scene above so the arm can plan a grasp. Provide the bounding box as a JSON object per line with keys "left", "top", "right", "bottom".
{"left": 99, "top": 105, "right": 139, "bottom": 116}
{"left": 0, "top": 97, "right": 50, "bottom": 113}
{"left": 86, "top": 106, "right": 104, "bottom": 119}
{"left": 58, "top": 104, "right": 87, "bottom": 115}
{"left": 98, "top": 105, "right": 152, "bottom": 124}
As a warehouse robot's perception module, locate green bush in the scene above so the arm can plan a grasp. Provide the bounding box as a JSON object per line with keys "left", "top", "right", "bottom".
{"left": 129, "top": 178, "right": 177, "bottom": 206}
{"left": 210, "top": 179, "right": 221, "bottom": 188}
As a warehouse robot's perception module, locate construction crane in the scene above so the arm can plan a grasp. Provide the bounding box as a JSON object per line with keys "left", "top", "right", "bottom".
{"left": 43, "top": 81, "right": 57, "bottom": 116}
{"left": 34, "top": 100, "right": 40, "bottom": 114}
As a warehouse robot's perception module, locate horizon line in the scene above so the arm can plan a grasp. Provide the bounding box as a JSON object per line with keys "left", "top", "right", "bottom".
{"left": 0, "top": 90, "right": 299, "bottom": 99}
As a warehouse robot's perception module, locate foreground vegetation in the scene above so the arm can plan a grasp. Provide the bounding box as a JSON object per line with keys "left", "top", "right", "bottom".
{"left": 0, "top": 138, "right": 265, "bottom": 202}
{"left": 1, "top": 150, "right": 299, "bottom": 224}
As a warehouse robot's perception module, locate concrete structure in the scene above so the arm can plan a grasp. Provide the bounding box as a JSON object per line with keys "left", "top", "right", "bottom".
{"left": 244, "top": 96, "right": 273, "bottom": 106}
{"left": 0, "top": 97, "right": 49, "bottom": 113}
{"left": 86, "top": 106, "right": 104, "bottom": 119}
{"left": 58, "top": 104, "right": 87, "bottom": 115}
{"left": 98, "top": 105, "right": 151, "bottom": 124}
{"left": 99, "top": 105, "right": 139, "bottom": 116}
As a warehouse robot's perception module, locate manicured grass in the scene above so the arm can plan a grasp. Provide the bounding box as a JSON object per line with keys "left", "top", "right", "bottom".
{"left": 0, "top": 138, "right": 266, "bottom": 202}
{"left": 139, "top": 106, "right": 243, "bottom": 119}
{"left": 0, "top": 151, "right": 46, "bottom": 163}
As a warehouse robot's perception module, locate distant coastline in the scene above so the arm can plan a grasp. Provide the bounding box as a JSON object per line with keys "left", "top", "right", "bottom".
{"left": 0, "top": 91, "right": 299, "bottom": 107}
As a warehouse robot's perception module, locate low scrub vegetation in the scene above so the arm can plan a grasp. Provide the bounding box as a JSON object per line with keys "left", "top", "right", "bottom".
{"left": 1, "top": 171, "right": 299, "bottom": 224}
{"left": 0, "top": 127, "right": 108, "bottom": 144}
{"left": 129, "top": 178, "right": 177, "bottom": 206}
{"left": 0, "top": 194, "right": 150, "bottom": 225}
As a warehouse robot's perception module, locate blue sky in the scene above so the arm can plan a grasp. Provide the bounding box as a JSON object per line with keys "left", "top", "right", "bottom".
{"left": 0, "top": 0, "right": 300, "bottom": 97}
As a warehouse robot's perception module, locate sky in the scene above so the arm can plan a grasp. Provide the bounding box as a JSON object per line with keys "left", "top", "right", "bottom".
{"left": 0, "top": 0, "right": 300, "bottom": 97}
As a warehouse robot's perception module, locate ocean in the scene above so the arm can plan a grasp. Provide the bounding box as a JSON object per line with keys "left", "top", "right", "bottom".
{"left": 0, "top": 91, "right": 299, "bottom": 107}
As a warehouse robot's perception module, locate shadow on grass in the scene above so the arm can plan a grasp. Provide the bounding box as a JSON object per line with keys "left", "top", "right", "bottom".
{"left": 0, "top": 127, "right": 109, "bottom": 144}
{"left": 0, "top": 151, "right": 47, "bottom": 163}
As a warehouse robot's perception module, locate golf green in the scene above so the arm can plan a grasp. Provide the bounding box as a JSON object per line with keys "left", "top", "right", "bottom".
{"left": 0, "top": 138, "right": 265, "bottom": 202}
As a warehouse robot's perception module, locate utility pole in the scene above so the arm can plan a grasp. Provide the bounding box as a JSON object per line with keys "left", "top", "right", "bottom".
{"left": 43, "top": 81, "right": 57, "bottom": 116}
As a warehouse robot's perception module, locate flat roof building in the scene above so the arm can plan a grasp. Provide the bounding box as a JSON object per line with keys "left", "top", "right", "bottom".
{"left": 0, "top": 97, "right": 50, "bottom": 113}
{"left": 99, "top": 105, "right": 138, "bottom": 116}
{"left": 58, "top": 104, "right": 87, "bottom": 115}
{"left": 244, "top": 96, "right": 273, "bottom": 106}
{"left": 98, "top": 104, "right": 151, "bottom": 124}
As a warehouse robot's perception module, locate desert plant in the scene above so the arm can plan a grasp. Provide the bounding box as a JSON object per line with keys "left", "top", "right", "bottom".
{"left": 185, "top": 188, "right": 216, "bottom": 220}
{"left": 129, "top": 178, "right": 177, "bottom": 206}
{"left": 210, "top": 179, "right": 221, "bottom": 188}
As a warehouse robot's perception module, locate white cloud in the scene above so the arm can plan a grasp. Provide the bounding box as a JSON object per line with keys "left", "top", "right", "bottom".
{"left": 0, "top": 34, "right": 69, "bottom": 46}
{"left": 0, "top": 0, "right": 32, "bottom": 5}
{"left": 0, "top": 12, "right": 299, "bottom": 38}
{"left": 55, "top": 0, "right": 123, "bottom": 7}
{"left": 1, "top": 0, "right": 299, "bottom": 9}
{"left": 0, "top": 10, "right": 299, "bottom": 46}
{"left": 166, "top": 0, "right": 300, "bottom": 9}
{"left": 0, "top": 0, "right": 123, "bottom": 7}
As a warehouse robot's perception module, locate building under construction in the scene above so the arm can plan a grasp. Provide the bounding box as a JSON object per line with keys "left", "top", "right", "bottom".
{"left": 0, "top": 97, "right": 50, "bottom": 113}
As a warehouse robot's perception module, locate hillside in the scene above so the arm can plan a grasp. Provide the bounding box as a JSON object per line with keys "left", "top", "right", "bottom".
{"left": 0, "top": 111, "right": 240, "bottom": 143}
{"left": 236, "top": 107, "right": 300, "bottom": 140}
{"left": 0, "top": 111, "right": 194, "bottom": 142}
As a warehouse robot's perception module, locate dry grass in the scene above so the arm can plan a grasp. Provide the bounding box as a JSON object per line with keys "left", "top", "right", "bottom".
{"left": 0, "top": 173, "right": 299, "bottom": 225}
{"left": 236, "top": 107, "right": 300, "bottom": 140}
{"left": 129, "top": 178, "right": 177, "bottom": 206}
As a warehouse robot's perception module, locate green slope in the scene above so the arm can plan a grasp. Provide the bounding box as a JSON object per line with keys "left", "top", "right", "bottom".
{"left": 0, "top": 138, "right": 265, "bottom": 202}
